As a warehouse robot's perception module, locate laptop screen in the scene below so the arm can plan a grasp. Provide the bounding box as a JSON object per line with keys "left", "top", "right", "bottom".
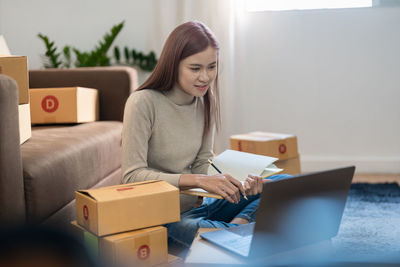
{"left": 249, "top": 166, "right": 355, "bottom": 257}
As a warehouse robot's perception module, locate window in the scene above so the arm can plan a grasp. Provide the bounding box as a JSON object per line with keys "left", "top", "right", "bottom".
{"left": 246, "top": 0, "right": 373, "bottom": 12}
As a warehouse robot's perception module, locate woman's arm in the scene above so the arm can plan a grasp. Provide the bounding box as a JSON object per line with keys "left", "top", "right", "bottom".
{"left": 122, "top": 92, "right": 181, "bottom": 186}
{"left": 188, "top": 125, "right": 246, "bottom": 203}
{"left": 179, "top": 173, "right": 245, "bottom": 204}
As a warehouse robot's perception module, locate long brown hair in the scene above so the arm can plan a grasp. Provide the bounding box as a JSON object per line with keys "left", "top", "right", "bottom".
{"left": 138, "top": 21, "right": 220, "bottom": 135}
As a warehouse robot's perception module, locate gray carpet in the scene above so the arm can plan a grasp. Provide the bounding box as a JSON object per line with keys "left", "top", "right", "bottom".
{"left": 331, "top": 183, "right": 400, "bottom": 262}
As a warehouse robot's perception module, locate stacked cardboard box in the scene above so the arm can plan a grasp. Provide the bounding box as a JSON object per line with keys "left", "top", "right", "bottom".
{"left": 0, "top": 54, "right": 31, "bottom": 144}
{"left": 230, "top": 131, "right": 301, "bottom": 175}
{"left": 72, "top": 180, "right": 181, "bottom": 266}
{"left": 29, "top": 87, "right": 99, "bottom": 124}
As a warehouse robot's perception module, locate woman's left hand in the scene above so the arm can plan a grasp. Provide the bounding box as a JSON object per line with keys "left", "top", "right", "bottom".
{"left": 243, "top": 175, "right": 267, "bottom": 195}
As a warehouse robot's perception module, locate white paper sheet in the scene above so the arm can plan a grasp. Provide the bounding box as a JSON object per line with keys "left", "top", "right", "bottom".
{"left": 208, "top": 149, "right": 278, "bottom": 181}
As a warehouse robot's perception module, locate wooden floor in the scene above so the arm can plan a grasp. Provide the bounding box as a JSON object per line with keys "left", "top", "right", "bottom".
{"left": 353, "top": 173, "right": 400, "bottom": 185}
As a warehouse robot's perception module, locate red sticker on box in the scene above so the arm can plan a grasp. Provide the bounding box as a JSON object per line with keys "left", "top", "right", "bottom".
{"left": 137, "top": 245, "right": 150, "bottom": 260}
{"left": 41, "top": 95, "right": 59, "bottom": 113}
{"left": 83, "top": 205, "right": 89, "bottom": 220}
{"left": 117, "top": 187, "right": 134, "bottom": 191}
{"left": 238, "top": 141, "right": 242, "bottom": 151}
{"left": 279, "top": 144, "right": 287, "bottom": 154}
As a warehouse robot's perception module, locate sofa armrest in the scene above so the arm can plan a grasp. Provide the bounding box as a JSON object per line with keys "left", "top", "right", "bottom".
{"left": 29, "top": 66, "right": 138, "bottom": 121}
{"left": 0, "top": 75, "right": 26, "bottom": 225}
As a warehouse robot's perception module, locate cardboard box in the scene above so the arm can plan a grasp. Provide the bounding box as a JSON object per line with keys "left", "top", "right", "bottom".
{"left": 18, "top": 103, "right": 31, "bottom": 144}
{"left": 230, "top": 131, "right": 301, "bottom": 175}
{"left": 29, "top": 87, "right": 99, "bottom": 124}
{"left": 274, "top": 156, "right": 301, "bottom": 175}
{"left": 71, "top": 221, "right": 168, "bottom": 266}
{"left": 0, "top": 35, "right": 11, "bottom": 55}
{"left": 0, "top": 55, "right": 29, "bottom": 104}
{"left": 230, "top": 131, "right": 298, "bottom": 160}
{"left": 76, "top": 180, "right": 180, "bottom": 236}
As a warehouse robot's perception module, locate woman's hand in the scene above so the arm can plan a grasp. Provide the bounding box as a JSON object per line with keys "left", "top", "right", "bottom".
{"left": 198, "top": 174, "right": 245, "bottom": 204}
{"left": 243, "top": 175, "right": 272, "bottom": 196}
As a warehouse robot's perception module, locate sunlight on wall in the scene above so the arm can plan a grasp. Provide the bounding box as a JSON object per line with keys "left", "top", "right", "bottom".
{"left": 246, "top": 0, "right": 372, "bottom": 12}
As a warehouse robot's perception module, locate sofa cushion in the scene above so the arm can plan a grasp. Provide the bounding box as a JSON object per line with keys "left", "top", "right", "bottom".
{"left": 21, "top": 121, "right": 122, "bottom": 222}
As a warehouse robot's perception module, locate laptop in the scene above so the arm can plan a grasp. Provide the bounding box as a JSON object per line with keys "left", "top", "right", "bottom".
{"left": 200, "top": 166, "right": 355, "bottom": 259}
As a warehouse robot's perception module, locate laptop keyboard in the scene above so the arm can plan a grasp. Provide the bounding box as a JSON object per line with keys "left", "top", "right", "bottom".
{"left": 226, "top": 234, "right": 252, "bottom": 252}
{"left": 200, "top": 223, "right": 255, "bottom": 257}
{"left": 226, "top": 222, "right": 255, "bottom": 236}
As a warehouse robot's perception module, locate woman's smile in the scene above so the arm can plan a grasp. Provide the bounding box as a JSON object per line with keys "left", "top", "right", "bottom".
{"left": 195, "top": 84, "right": 209, "bottom": 91}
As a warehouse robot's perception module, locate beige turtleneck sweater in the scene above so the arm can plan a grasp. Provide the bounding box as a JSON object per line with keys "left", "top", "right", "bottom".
{"left": 122, "top": 86, "right": 214, "bottom": 213}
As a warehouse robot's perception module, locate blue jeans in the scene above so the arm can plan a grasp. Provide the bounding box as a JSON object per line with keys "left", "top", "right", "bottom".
{"left": 166, "top": 174, "right": 292, "bottom": 248}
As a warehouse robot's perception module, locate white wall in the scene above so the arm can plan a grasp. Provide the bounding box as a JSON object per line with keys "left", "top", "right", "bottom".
{"left": 231, "top": 6, "right": 400, "bottom": 173}
{"left": 0, "top": 0, "right": 3, "bottom": 36}
{"left": 0, "top": 0, "right": 155, "bottom": 71}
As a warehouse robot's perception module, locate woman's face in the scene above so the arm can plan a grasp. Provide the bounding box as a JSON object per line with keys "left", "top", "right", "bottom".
{"left": 177, "top": 46, "right": 218, "bottom": 97}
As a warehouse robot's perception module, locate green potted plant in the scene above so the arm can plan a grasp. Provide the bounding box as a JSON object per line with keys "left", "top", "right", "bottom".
{"left": 38, "top": 21, "right": 158, "bottom": 83}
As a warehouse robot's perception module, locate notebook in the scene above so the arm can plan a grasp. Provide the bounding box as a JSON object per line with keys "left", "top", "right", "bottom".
{"left": 181, "top": 150, "right": 283, "bottom": 199}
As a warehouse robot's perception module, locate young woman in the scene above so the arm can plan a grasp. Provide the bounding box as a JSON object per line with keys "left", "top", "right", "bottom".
{"left": 122, "top": 21, "right": 289, "bottom": 248}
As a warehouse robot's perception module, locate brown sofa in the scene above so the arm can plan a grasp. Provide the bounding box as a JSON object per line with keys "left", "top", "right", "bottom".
{"left": 0, "top": 66, "right": 138, "bottom": 228}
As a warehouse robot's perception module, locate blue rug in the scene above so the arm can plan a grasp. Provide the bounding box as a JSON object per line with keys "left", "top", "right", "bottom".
{"left": 332, "top": 183, "right": 400, "bottom": 261}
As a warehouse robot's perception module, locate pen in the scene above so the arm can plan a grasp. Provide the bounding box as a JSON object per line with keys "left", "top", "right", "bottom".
{"left": 208, "top": 159, "right": 248, "bottom": 201}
